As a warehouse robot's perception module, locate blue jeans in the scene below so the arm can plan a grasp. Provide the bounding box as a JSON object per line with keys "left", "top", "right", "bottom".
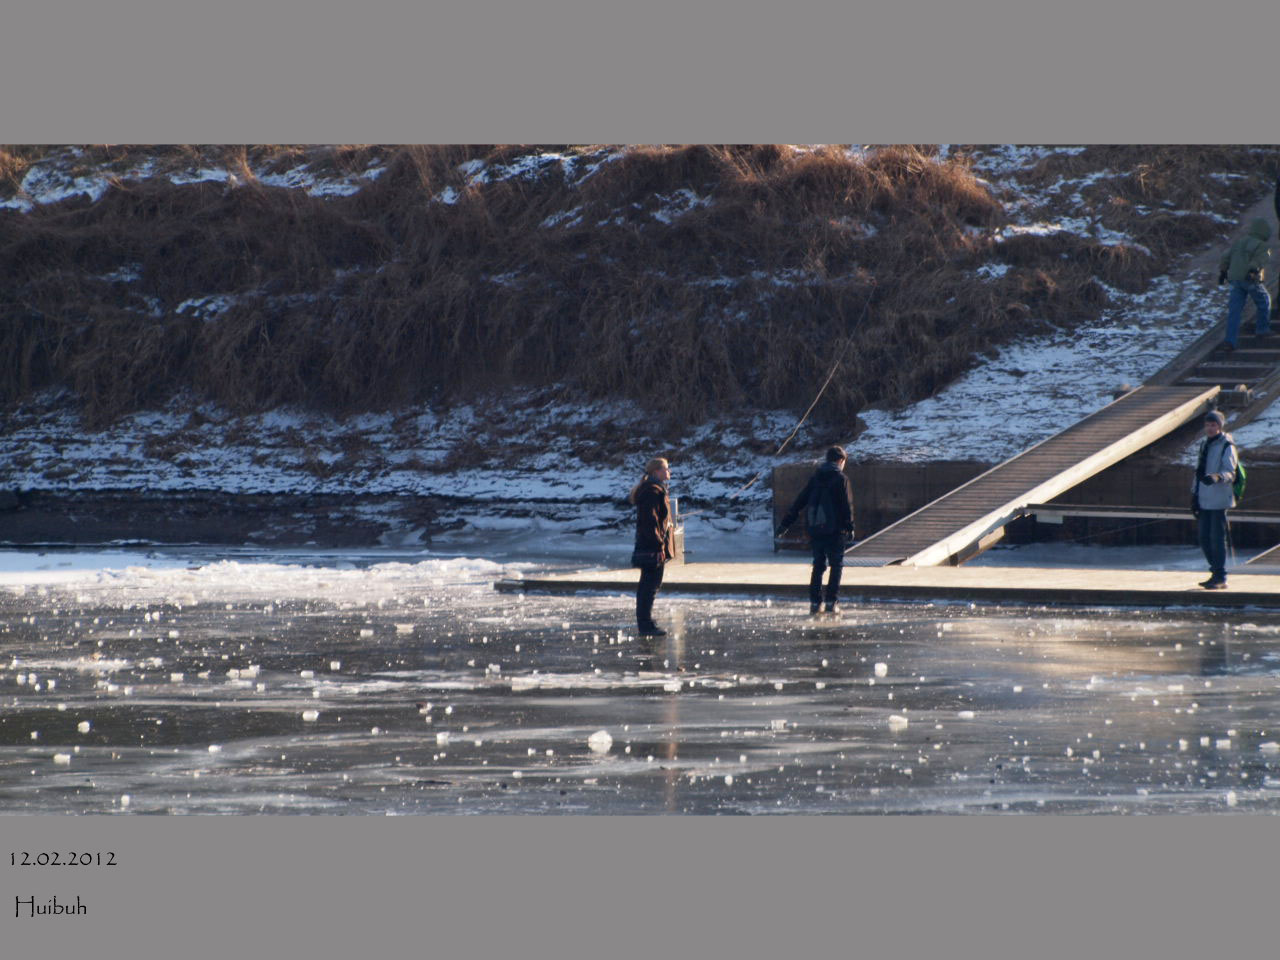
{"left": 1225, "top": 280, "right": 1271, "bottom": 345}
{"left": 809, "top": 533, "right": 846, "bottom": 606}
{"left": 1197, "top": 509, "right": 1228, "bottom": 581}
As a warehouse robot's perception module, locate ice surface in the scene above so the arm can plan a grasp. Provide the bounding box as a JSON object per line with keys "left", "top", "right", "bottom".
{"left": 0, "top": 544, "right": 1278, "bottom": 813}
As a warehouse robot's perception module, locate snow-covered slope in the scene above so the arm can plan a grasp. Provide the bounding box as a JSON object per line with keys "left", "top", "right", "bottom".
{"left": 2, "top": 144, "right": 1278, "bottom": 538}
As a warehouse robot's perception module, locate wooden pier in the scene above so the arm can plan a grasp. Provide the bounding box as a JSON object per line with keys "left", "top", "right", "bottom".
{"left": 843, "top": 385, "right": 1219, "bottom": 567}
{"left": 494, "top": 562, "right": 1280, "bottom": 609}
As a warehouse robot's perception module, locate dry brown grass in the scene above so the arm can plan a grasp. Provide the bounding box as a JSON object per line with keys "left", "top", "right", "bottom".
{"left": 1, "top": 143, "right": 1277, "bottom": 428}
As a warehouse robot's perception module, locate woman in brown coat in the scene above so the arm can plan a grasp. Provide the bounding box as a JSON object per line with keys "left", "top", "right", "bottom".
{"left": 629, "top": 457, "right": 673, "bottom": 637}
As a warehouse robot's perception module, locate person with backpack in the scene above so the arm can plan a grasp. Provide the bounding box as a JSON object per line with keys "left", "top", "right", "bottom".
{"left": 776, "top": 445, "right": 855, "bottom": 615}
{"left": 629, "top": 456, "right": 675, "bottom": 636}
{"left": 1191, "top": 410, "right": 1239, "bottom": 589}
{"left": 1216, "top": 216, "right": 1273, "bottom": 351}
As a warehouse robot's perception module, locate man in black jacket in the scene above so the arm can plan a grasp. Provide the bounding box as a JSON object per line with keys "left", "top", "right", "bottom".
{"left": 776, "top": 446, "right": 855, "bottom": 615}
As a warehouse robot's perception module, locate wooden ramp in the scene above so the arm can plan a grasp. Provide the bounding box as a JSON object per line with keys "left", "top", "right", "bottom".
{"left": 843, "top": 385, "right": 1219, "bottom": 567}
{"left": 1246, "top": 543, "right": 1280, "bottom": 568}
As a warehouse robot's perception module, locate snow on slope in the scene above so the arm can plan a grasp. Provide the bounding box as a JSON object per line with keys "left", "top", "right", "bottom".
{"left": 2, "top": 144, "right": 1278, "bottom": 536}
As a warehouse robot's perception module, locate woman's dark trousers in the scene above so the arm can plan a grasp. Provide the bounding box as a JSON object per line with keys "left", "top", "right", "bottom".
{"left": 636, "top": 563, "right": 665, "bottom": 627}
{"left": 809, "top": 534, "right": 844, "bottom": 607}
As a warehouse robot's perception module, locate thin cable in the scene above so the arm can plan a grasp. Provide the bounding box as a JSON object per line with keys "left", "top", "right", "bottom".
{"left": 722, "top": 297, "right": 872, "bottom": 503}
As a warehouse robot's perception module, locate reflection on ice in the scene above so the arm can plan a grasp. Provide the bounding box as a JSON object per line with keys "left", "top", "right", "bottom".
{"left": 0, "top": 547, "right": 1278, "bottom": 813}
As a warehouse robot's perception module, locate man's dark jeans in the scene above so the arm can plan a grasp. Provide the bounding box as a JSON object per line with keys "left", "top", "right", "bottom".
{"left": 1198, "top": 509, "right": 1228, "bottom": 581}
{"left": 809, "top": 533, "right": 846, "bottom": 606}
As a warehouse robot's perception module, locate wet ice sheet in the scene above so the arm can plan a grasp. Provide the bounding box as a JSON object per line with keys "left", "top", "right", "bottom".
{"left": 1, "top": 548, "right": 1279, "bottom": 814}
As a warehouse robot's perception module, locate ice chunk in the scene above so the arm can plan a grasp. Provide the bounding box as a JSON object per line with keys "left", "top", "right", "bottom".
{"left": 329, "top": 661, "right": 341, "bottom": 671}
{"left": 77, "top": 721, "right": 91, "bottom": 734}
{"left": 120, "top": 795, "right": 131, "bottom": 808}
{"left": 1216, "top": 739, "right": 1232, "bottom": 750}
{"left": 1226, "top": 791, "right": 1239, "bottom": 807}
{"left": 53, "top": 753, "right": 71, "bottom": 765}
{"left": 769, "top": 719, "right": 788, "bottom": 731}
{"left": 300, "top": 670, "right": 315, "bottom": 679}
{"left": 394, "top": 624, "right": 415, "bottom": 634}
{"left": 208, "top": 744, "right": 222, "bottom": 753}
{"left": 888, "top": 715, "right": 909, "bottom": 731}
{"left": 874, "top": 662, "right": 888, "bottom": 677}
{"left": 587, "top": 730, "right": 613, "bottom": 754}
{"left": 957, "top": 710, "right": 976, "bottom": 719}
{"left": 436, "top": 732, "right": 450, "bottom": 745}
{"left": 170, "top": 672, "right": 184, "bottom": 682}
{"left": 302, "top": 710, "right": 320, "bottom": 721}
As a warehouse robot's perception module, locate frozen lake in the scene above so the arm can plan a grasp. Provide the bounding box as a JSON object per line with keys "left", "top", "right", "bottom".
{"left": 2, "top": 543, "right": 1279, "bottom": 814}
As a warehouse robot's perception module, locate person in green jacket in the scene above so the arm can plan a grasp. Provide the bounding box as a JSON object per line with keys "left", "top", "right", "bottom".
{"left": 1217, "top": 216, "right": 1273, "bottom": 350}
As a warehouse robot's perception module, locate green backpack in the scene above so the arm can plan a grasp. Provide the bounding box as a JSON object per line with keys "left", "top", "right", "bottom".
{"left": 1233, "top": 449, "right": 1247, "bottom": 502}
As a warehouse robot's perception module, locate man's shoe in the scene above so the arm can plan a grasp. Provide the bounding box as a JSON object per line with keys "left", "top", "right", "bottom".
{"left": 1203, "top": 579, "right": 1228, "bottom": 590}
{"left": 638, "top": 622, "right": 667, "bottom": 637}
{"left": 809, "top": 603, "right": 821, "bottom": 616}
{"left": 824, "top": 602, "right": 841, "bottom": 616}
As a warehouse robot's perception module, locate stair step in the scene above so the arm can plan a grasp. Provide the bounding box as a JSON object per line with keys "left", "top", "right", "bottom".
{"left": 1206, "top": 348, "right": 1280, "bottom": 360}
{"left": 1187, "top": 363, "right": 1269, "bottom": 376}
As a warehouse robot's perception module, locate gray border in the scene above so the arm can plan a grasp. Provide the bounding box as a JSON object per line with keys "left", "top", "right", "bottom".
{"left": 2, "top": 2, "right": 1278, "bottom": 140}
{"left": 2, "top": 816, "right": 1274, "bottom": 955}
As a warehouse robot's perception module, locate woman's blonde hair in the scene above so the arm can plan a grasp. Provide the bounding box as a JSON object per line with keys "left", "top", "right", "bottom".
{"left": 629, "top": 457, "right": 669, "bottom": 504}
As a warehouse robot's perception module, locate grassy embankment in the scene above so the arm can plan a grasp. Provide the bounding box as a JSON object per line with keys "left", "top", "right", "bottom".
{"left": 0, "top": 144, "right": 1273, "bottom": 440}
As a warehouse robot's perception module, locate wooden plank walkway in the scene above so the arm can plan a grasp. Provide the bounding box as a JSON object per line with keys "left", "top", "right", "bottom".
{"left": 495, "top": 562, "right": 1280, "bottom": 609}
{"left": 1028, "top": 503, "right": 1280, "bottom": 525}
{"left": 843, "top": 384, "right": 1219, "bottom": 567}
